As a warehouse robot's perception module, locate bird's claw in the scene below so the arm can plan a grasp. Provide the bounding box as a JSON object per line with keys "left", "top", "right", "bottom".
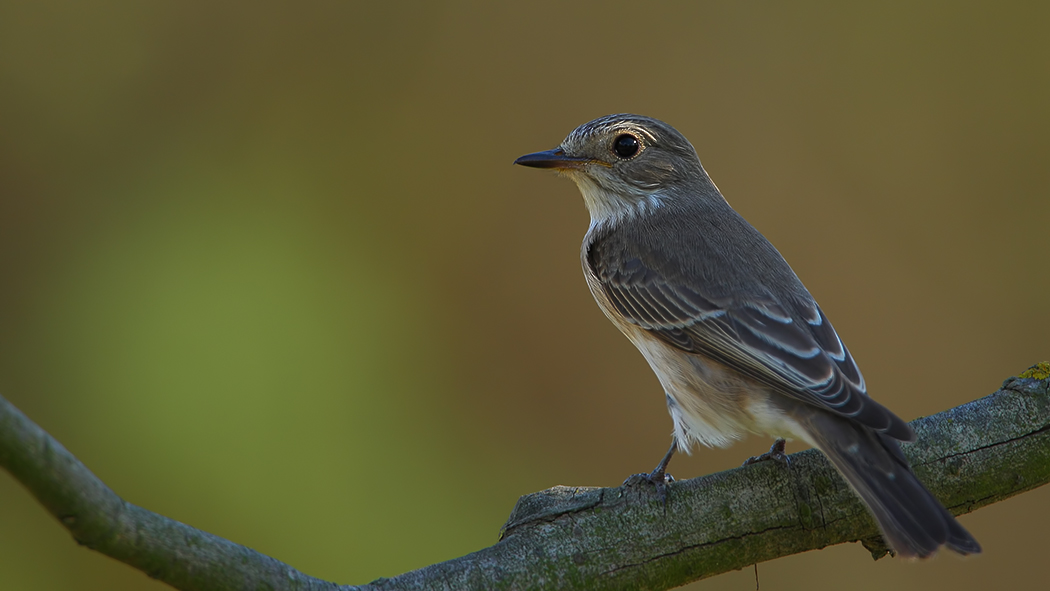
{"left": 742, "top": 438, "right": 790, "bottom": 467}
{"left": 623, "top": 469, "right": 675, "bottom": 504}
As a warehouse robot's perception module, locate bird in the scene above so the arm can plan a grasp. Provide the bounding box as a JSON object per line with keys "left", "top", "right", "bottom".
{"left": 513, "top": 114, "right": 980, "bottom": 559}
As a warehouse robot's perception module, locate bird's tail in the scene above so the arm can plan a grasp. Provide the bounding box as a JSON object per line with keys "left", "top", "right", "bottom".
{"left": 796, "top": 407, "right": 981, "bottom": 558}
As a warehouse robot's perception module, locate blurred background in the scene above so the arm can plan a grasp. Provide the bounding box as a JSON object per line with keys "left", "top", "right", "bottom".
{"left": 1, "top": 2, "right": 1047, "bottom": 590}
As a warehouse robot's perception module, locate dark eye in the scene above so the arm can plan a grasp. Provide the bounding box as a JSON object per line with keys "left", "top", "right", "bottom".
{"left": 613, "top": 134, "right": 640, "bottom": 159}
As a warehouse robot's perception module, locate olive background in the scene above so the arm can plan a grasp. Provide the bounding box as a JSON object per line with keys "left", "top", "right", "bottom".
{"left": 1, "top": 2, "right": 1048, "bottom": 590}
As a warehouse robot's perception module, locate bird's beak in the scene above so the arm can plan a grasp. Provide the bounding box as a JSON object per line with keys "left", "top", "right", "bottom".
{"left": 513, "top": 148, "right": 591, "bottom": 170}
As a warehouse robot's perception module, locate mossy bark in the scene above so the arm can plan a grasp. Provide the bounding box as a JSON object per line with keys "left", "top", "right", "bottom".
{"left": 1, "top": 368, "right": 1048, "bottom": 591}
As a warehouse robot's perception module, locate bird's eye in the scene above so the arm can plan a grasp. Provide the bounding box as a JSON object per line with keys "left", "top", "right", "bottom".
{"left": 613, "top": 134, "right": 641, "bottom": 159}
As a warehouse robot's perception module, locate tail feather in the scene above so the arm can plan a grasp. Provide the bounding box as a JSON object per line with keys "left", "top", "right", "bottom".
{"left": 799, "top": 408, "right": 981, "bottom": 558}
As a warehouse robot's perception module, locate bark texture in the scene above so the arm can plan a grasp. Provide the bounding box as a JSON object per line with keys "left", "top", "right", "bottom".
{"left": 1, "top": 364, "right": 1048, "bottom": 591}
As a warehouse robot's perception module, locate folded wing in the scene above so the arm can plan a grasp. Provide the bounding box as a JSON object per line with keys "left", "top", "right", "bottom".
{"left": 589, "top": 246, "right": 914, "bottom": 442}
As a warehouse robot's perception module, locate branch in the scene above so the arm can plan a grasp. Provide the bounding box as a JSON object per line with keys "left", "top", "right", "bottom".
{"left": 0, "top": 395, "right": 359, "bottom": 591}
{"left": 2, "top": 364, "right": 1049, "bottom": 591}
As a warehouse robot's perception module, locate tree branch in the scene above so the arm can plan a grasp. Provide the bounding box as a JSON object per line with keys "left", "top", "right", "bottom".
{"left": 2, "top": 364, "right": 1048, "bottom": 591}
{"left": 0, "top": 395, "right": 359, "bottom": 591}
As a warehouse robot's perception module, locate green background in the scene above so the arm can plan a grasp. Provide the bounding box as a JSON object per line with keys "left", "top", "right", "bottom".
{"left": 1, "top": 2, "right": 1047, "bottom": 590}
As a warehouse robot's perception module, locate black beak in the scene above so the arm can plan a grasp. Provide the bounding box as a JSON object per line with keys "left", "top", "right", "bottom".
{"left": 513, "top": 148, "right": 590, "bottom": 169}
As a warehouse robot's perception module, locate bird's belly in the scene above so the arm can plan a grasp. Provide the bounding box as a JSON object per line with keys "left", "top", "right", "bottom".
{"left": 624, "top": 327, "right": 807, "bottom": 451}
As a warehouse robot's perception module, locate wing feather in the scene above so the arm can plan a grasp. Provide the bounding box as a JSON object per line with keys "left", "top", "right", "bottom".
{"left": 588, "top": 235, "right": 913, "bottom": 441}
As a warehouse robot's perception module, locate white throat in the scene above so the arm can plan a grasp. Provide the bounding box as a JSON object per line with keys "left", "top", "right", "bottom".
{"left": 572, "top": 174, "right": 669, "bottom": 234}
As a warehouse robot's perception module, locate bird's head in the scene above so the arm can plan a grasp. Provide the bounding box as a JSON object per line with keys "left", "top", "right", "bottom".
{"left": 514, "top": 114, "right": 712, "bottom": 224}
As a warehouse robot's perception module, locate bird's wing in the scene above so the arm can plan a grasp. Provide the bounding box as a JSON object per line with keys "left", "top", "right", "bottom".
{"left": 588, "top": 243, "right": 914, "bottom": 441}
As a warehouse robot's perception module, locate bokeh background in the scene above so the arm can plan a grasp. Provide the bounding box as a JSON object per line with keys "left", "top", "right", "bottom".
{"left": 1, "top": 2, "right": 1048, "bottom": 590}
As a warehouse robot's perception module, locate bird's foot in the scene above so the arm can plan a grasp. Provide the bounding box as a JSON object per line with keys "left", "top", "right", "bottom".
{"left": 622, "top": 468, "right": 676, "bottom": 505}
{"left": 623, "top": 440, "right": 678, "bottom": 505}
{"left": 742, "top": 438, "right": 790, "bottom": 467}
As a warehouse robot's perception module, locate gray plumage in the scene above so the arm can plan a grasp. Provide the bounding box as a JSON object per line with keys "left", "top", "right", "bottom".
{"left": 515, "top": 113, "right": 980, "bottom": 559}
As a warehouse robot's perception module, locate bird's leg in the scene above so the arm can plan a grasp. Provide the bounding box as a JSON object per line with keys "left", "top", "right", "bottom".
{"left": 648, "top": 439, "right": 678, "bottom": 484}
{"left": 623, "top": 440, "right": 677, "bottom": 504}
{"left": 742, "top": 438, "right": 789, "bottom": 467}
